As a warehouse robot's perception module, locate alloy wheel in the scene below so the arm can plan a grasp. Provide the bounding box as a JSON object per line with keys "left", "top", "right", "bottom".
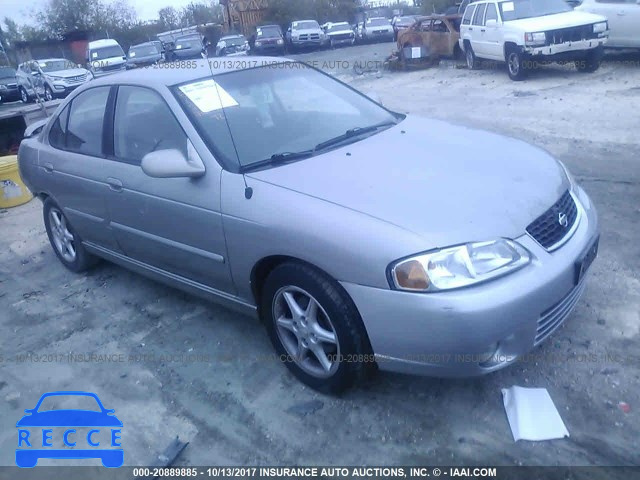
{"left": 20, "top": 88, "right": 28, "bottom": 103}
{"left": 45, "top": 86, "right": 53, "bottom": 101}
{"left": 508, "top": 52, "right": 520, "bottom": 76}
{"left": 49, "top": 208, "right": 76, "bottom": 263}
{"left": 273, "top": 286, "right": 340, "bottom": 378}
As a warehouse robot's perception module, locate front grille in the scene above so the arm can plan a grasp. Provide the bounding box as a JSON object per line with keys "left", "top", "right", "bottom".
{"left": 526, "top": 190, "right": 578, "bottom": 250}
{"left": 298, "top": 34, "right": 320, "bottom": 41}
{"left": 545, "top": 25, "right": 598, "bottom": 45}
{"left": 331, "top": 33, "right": 353, "bottom": 40}
{"left": 535, "top": 279, "right": 586, "bottom": 345}
{"left": 66, "top": 74, "right": 88, "bottom": 83}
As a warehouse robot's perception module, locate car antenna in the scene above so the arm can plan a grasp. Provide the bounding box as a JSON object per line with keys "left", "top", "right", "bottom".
{"left": 204, "top": 57, "right": 253, "bottom": 199}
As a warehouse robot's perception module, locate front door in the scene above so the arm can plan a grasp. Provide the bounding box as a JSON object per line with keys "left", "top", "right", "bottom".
{"left": 103, "top": 85, "right": 234, "bottom": 293}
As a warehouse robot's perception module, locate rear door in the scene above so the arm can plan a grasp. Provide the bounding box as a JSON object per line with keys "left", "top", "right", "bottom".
{"left": 103, "top": 84, "right": 234, "bottom": 293}
{"left": 470, "top": 3, "right": 488, "bottom": 55}
{"left": 39, "top": 86, "right": 115, "bottom": 249}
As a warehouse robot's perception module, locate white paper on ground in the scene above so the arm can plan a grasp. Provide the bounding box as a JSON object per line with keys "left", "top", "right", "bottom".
{"left": 501, "top": 386, "right": 569, "bottom": 442}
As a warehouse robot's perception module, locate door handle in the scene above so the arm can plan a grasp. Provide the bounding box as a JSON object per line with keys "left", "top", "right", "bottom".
{"left": 469, "top": 27, "right": 474, "bottom": 31}
{"left": 43, "top": 162, "right": 54, "bottom": 173}
{"left": 107, "top": 177, "right": 123, "bottom": 192}
{"left": 481, "top": 28, "right": 486, "bottom": 32}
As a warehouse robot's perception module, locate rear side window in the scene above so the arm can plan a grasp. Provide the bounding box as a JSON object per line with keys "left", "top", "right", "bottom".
{"left": 66, "top": 87, "right": 110, "bottom": 156}
{"left": 49, "top": 104, "right": 70, "bottom": 149}
{"left": 463, "top": 5, "right": 476, "bottom": 24}
{"left": 472, "top": 3, "right": 487, "bottom": 25}
{"left": 113, "top": 86, "right": 187, "bottom": 164}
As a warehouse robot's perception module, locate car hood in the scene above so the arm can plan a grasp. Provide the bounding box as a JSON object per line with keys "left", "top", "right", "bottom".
{"left": 293, "top": 28, "right": 323, "bottom": 35}
{"left": 45, "top": 68, "right": 89, "bottom": 78}
{"left": 248, "top": 116, "right": 568, "bottom": 246}
{"left": 505, "top": 10, "right": 606, "bottom": 31}
{"left": 0, "top": 77, "right": 17, "bottom": 85}
{"left": 369, "top": 24, "right": 393, "bottom": 30}
{"left": 16, "top": 410, "right": 123, "bottom": 427}
{"left": 128, "top": 54, "right": 161, "bottom": 63}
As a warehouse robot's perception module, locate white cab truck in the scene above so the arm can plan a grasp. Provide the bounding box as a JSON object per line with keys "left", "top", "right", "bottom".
{"left": 86, "top": 39, "right": 127, "bottom": 77}
{"left": 459, "top": 0, "right": 609, "bottom": 80}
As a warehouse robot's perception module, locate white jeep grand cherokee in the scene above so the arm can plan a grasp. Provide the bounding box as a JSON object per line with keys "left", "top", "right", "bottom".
{"left": 459, "top": 0, "right": 609, "bottom": 80}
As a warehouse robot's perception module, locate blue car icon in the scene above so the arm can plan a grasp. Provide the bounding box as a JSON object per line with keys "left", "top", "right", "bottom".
{"left": 16, "top": 391, "right": 123, "bottom": 468}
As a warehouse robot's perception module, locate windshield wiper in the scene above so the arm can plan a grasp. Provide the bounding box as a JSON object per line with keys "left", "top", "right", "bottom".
{"left": 241, "top": 150, "right": 315, "bottom": 173}
{"left": 314, "top": 121, "right": 397, "bottom": 152}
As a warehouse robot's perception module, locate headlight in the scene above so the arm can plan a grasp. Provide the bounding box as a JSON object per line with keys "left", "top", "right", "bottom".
{"left": 0, "top": 85, "right": 7, "bottom": 90}
{"left": 48, "top": 76, "right": 63, "bottom": 81}
{"left": 255, "top": 40, "right": 263, "bottom": 47}
{"left": 525, "top": 32, "right": 546, "bottom": 46}
{"left": 390, "top": 239, "right": 531, "bottom": 292}
{"left": 593, "top": 21, "right": 607, "bottom": 33}
{"left": 277, "top": 39, "right": 284, "bottom": 45}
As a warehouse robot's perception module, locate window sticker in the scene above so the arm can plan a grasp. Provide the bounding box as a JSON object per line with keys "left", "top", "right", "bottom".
{"left": 92, "top": 52, "right": 98, "bottom": 58}
{"left": 179, "top": 79, "right": 239, "bottom": 113}
{"left": 502, "top": 1, "right": 515, "bottom": 12}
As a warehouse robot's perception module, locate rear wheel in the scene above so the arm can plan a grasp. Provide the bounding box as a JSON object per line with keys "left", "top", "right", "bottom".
{"left": 261, "top": 262, "right": 373, "bottom": 394}
{"left": 43, "top": 198, "right": 99, "bottom": 273}
{"left": 576, "top": 46, "right": 603, "bottom": 73}
{"left": 20, "top": 87, "right": 30, "bottom": 103}
{"left": 506, "top": 47, "right": 528, "bottom": 81}
{"left": 466, "top": 44, "right": 479, "bottom": 70}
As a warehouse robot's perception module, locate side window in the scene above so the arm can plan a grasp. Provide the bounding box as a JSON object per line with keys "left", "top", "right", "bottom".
{"left": 432, "top": 20, "right": 448, "bottom": 32}
{"left": 114, "top": 86, "right": 187, "bottom": 164}
{"left": 463, "top": 5, "right": 476, "bottom": 25}
{"left": 49, "top": 104, "right": 70, "bottom": 149}
{"left": 472, "top": 3, "right": 487, "bottom": 25}
{"left": 420, "top": 20, "right": 432, "bottom": 32}
{"left": 485, "top": 3, "right": 498, "bottom": 23}
{"left": 66, "top": 87, "right": 110, "bottom": 156}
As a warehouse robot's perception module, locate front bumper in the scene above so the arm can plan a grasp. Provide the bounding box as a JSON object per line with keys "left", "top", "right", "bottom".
{"left": 0, "top": 88, "right": 21, "bottom": 102}
{"left": 341, "top": 186, "right": 599, "bottom": 377}
{"left": 253, "top": 44, "right": 286, "bottom": 55}
{"left": 525, "top": 37, "right": 607, "bottom": 58}
{"left": 291, "top": 39, "right": 323, "bottom": 47}
{"left": 329, "top": 37, "right": 355, "bottom": 46}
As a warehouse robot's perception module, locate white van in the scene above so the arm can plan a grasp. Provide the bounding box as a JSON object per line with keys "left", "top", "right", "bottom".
{"left": 86, "top": 39, "right": 127, "bottom": 77}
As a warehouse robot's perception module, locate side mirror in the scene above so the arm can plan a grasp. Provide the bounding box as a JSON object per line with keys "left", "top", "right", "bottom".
{"left": 485, "top": 19, "right": 498, "bottom": 27}
{"left": 141, "top": 142, "right": 205, "bottom": 178}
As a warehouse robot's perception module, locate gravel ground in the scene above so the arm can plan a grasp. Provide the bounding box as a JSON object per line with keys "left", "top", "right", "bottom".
{"left": 0, "top": 45, "right": 638, "bottom": 473}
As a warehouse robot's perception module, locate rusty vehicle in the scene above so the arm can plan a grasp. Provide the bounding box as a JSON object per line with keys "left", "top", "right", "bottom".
{"left": 396, "top": 14, "right": 463, "bottom": 62}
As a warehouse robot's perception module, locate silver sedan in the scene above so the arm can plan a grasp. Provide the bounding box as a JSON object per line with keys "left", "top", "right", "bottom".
{"left": 18, "top": 58, "right": 599, "bottom": 393}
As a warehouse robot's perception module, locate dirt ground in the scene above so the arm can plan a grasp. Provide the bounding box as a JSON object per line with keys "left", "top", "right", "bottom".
{"left": 0, "top": 49, "right": 638, "bottom": 472}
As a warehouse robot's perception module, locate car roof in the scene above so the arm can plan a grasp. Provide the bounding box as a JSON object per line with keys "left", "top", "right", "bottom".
{"left": 89, "top": 39, "right": 121, "bottom": 48}
{"left": 221, "top": 34, "right": 244, "bottom": 39}
{"left": 130, "top": 41, "right": 158, "bottom": 48}
{"left": 88, "top": 57, "right": 291, "bottom": 89}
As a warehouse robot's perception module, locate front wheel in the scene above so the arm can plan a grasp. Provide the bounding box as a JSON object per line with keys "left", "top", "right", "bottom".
{"left": 261, "top": 262, "right": 374, "bottom": 394}
{"left": 20, "top": 87, "right": 30, "bottom": 103}
{"left": 576, "top": 46, "right": 603, "bottom": 73}
{"left": 506, "top": 48, "right": 528, "bottom": 81}
{"left": 44, "top": 85, "right": 54, "bottom": 101}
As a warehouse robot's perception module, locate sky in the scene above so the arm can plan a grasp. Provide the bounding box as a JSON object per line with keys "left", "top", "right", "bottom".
{"left": 2, "top": 0, "right": 203, "bottom": 26}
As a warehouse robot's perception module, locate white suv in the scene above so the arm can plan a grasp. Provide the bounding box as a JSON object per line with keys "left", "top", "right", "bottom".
{"left": 459, "top": 0, "right": 609, "bottom": 80}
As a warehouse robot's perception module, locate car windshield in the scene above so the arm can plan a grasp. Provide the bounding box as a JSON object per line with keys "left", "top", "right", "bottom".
{"left": 91, "top": 45, "right": 124, "bottom": 61}
{"left": 367, "top": 18, "right": 390, "bottom": 26}
{"left": 38, "top": 60, "right": 76, "bottom": 72}
{"left": 396, "top": 16, "right": 417, "bottom": 26}
{"left": 220, "top": 36, "right": 246, "bottom": 46}
{"left": 173, "top": 63, "right": 400, "bottom": 170}
{"left": 37, "top": 395, "right": 102, "bottom": 412}
{"left": 176, "top": 38, "right": 200, "bottom": 48}
{"left": 0, "top": 67, "right": 15, "bottom": 78}
{"left": 328, "top": 23, "right": 351, "bottom": 32}
{"left": 129, "top": 44, "right": 160, "bottom": 57}
{"left": 293, "top": 21, "right": 319, "bottom": 30}
{"left": 499, "top": 0, "right": 572, "bottom": 20}
{"left": 257, "top": 26, "right": 281, "bottom": 38}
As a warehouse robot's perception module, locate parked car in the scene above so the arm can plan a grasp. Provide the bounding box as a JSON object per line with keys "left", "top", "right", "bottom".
{"left": 169, "top": 34, "right": 205, "bottom": 60}
{"left": 286, "top": 20, "right": 326, "bottom": 51}
{"left": 575, "top": 0, "right": 640, "bottom": 48}
{"left": 251, "top": 25, "right": 286, "bottom": 55}
{"left": 0, "top": 66, "right": 20, "bottom": 104}
{"left": 392, "top": 15, "right": 419, "bottom": 41}
{"left": 324, "top": 22, "right": 356, "bottom": 48}
{"left": 397, "top": 15, "right": 463, "bottom": 60}
{"left": 16, "top": 59, "right": 92, "bottom": 102}
{"left": 459, "top": 0, "right": 609, "bottom": 80}
{"left": 216, "top": 34, "right": 250, "bottom": 57}
{"left": 362, "top": 17, "right": 395, "bottom": 43}
{"left": 127, "top": 41, "right": 164, "bottom": 69}
{"left": 18, "top": 59, "right": 599, "bottom": 393}
{"left": 86, "top": 39, "right": 127, "bottom": 77}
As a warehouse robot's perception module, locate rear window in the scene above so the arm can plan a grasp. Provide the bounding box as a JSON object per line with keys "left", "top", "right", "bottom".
{"left": 90, "top": 45, "right": 124, "bottom": 61}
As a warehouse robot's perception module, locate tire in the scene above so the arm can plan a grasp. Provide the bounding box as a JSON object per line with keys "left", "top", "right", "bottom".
{"left": 465, "top": 44, "right": 479, "bottom": 70}
{"left": 505, "top": 47, "right": 528, "bottom": 81}
{"left": 20, "top": 87, "right": 30, "bottom": 104}
{"left": 44, "top": 85, "right": 54, "bottom": 101}
{"left": 576, "top": 46, "right": 603, "bottom": 73}
{"left": 261, "top": 262, "right": 374, "bottom": 394}
{"left": 43, "top": 198, "right": 99, "bottom": 273}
